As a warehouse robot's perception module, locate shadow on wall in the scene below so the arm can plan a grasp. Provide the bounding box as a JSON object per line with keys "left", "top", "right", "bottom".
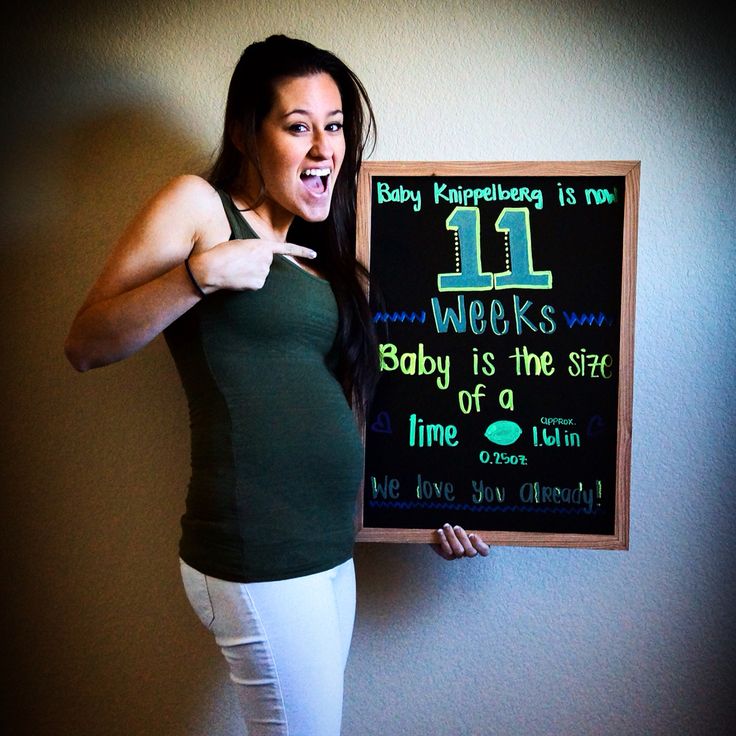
{"left": 3, "top": 66, "right": 233, "bottom": 735}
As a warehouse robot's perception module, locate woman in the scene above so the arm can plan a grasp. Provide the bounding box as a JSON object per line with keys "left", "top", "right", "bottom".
{"left": 65, "top": 35, "right": 488, "bottom": 736}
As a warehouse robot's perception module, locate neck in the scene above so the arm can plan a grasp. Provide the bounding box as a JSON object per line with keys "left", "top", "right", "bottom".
{"left": 230, "top": 180, "right": 293, "bottom": 242}
{"left": 242, "top": 203, "right": 293, "bottom": 243}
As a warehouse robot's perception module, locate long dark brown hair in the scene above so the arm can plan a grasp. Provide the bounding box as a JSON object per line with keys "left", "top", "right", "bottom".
{"left": 206, "top": 35, "right": 379, "bottom": 421}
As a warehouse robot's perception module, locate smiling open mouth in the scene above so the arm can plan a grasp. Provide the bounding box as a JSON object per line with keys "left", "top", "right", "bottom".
{"left": 300, "top": 168, "right": 330, "bottom": 194}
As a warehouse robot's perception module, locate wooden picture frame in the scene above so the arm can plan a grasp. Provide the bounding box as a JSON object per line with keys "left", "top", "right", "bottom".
{"left": 356, "top": 161, "right": 639, "bottom": 549}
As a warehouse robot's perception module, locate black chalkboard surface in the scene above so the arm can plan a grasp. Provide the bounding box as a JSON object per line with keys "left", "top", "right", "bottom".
{"left": 357, "top": 162, "right": 638, "bottom": 549}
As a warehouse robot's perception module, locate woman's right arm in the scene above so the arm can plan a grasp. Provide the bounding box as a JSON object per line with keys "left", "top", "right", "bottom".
{"left": 64, "top": 175, "right": 315, "bottom": 372}
{"left": 64, "top": 175, "right": 217, "bottom": 371}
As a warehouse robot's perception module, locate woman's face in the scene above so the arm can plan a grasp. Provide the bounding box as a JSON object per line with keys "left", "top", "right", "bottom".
{"left": 248, "top": 72, "right": 346, "bottom": 233}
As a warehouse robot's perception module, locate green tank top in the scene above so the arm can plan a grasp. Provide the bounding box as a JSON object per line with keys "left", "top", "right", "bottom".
{"left": 164, "top": 190, "right": 364, "bottom": 582}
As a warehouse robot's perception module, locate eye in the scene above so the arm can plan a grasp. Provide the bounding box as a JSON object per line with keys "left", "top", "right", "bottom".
{"left": 326, "top": 122, "right": 343, "bottom": 133}
{"left": 288, "top": 123, "right": 309, "bottom": 133}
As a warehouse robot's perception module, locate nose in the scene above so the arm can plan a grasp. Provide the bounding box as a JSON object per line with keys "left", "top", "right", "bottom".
{"left": 309, "top": 130, "right": 333, "bottom": 159}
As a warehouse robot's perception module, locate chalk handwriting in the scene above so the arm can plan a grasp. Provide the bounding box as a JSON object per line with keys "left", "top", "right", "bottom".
{"left": 376, "top": 181, "right": 422, "bottom": 212}
{"left": 434, "top": 182, "right": 544, "bottom": 210}
{"left": 430, "top": 294, "right": 556, "bottom": 335}
{"left": 379, "top": 342, "right": 451, "bottom": 390}
{"left": 438, "top": 207, "right": 552, "bottom": 292}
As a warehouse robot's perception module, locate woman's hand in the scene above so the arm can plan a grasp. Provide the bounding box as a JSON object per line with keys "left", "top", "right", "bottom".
{"left": 188, "top": 239, "right": 316, "bottom": 293}
{"left": 431, "top": 524, "right": 490, "bottom": 560}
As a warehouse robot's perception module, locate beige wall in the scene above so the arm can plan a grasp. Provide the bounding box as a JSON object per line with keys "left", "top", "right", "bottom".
{"left": 4, "top": 1, "right": 734, "bottom": 734}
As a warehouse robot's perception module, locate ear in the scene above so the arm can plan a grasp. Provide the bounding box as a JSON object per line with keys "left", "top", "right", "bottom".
{"left": 229, "top": 121, "right": 246, "bottom": 154}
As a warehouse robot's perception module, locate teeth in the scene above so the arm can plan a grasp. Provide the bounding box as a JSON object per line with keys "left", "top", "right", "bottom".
{"left": 302, "top": 168, "right": 330, "bottom": 177}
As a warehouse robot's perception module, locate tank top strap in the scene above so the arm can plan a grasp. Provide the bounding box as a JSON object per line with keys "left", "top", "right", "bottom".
{"left": 215, "top": 188, "right": 259, "bottom": 241}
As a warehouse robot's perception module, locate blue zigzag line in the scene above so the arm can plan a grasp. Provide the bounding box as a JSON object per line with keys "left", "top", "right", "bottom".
{"left": 373, "top": 310, "right": 427, "bottom": 324}
{"left": 368, "top": 500, "right": 601, "bottom": 515}
{"left": 562, "top": 311, "right": 614, "bottom": 328}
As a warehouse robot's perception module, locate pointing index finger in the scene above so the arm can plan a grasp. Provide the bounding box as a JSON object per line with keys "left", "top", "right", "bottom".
{"left": 272, "top": 242, "right": 317, "bottom": 259}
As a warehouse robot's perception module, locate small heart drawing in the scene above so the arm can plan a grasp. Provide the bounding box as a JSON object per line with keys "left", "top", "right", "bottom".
{"left": 370, "top": 411, "right": 392, "bottom": 434}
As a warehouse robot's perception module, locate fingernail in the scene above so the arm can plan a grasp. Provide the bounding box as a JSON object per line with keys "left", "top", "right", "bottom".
{"left": 444, "top": 523, "right": 451, "bottom": 530}
{"left": 307, "top": 250, "right": 317, "bottom": 259}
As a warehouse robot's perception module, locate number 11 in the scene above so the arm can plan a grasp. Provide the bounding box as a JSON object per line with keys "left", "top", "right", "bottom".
{"left": 437, "top": 206, "right": 552, "bottom": 291}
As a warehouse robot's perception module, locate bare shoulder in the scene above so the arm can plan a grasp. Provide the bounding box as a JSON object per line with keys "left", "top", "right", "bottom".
{"left": 144, "top": 174, "right": 221, "bottom": 224}
{"left": 117, "top": 174, "right": 228, "bottom": 255}
{"left": 78, "top": 175, "right": 227, "bottom": 307}
{"left": 160, "top": 173, "right": 218, "bottom": 203}
{"left": 152, "top": 174, "right": 230, "bottom": 250}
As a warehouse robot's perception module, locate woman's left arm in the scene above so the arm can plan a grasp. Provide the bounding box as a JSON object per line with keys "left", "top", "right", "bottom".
{"left": 432, "top": 524, "right": 490, "bottom": 560}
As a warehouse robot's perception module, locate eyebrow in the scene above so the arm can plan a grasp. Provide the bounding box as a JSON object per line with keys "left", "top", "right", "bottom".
{"left": 282, "top": 108, "right": 343, "bottom": 118}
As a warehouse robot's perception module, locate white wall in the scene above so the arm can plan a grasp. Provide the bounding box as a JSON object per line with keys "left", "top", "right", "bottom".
{"left": 4, "top": 1, "right": 734, "bottom": 734}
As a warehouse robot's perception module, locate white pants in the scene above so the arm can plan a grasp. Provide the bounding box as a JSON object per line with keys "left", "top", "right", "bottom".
{"left": 179, "top": 558, "right": 356, "bottom": 736}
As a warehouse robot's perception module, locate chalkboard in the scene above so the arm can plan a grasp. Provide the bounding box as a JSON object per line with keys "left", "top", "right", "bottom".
{"left": 357, "top": 161, "right": 638, "bottom": 549}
